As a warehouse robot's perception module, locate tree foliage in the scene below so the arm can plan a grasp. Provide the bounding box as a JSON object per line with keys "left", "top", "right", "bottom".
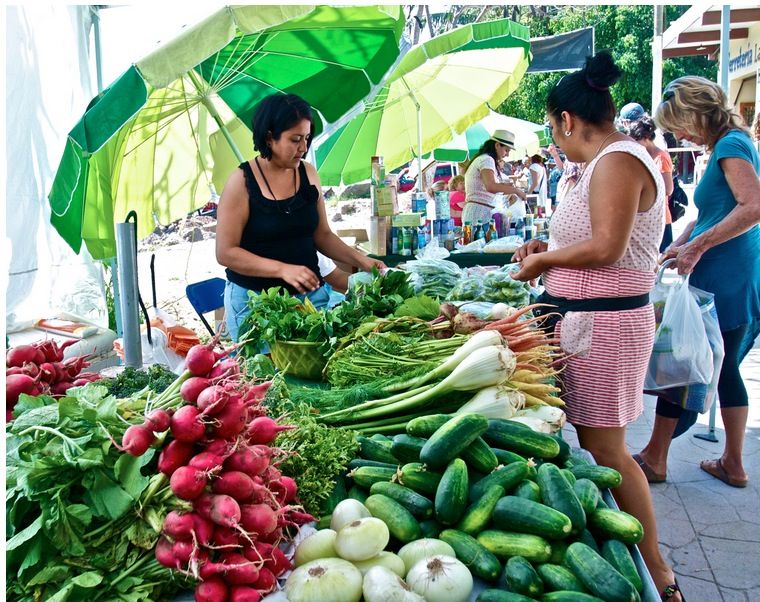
{"left": 405, "top": 5, "right": 717, "bottom": 124}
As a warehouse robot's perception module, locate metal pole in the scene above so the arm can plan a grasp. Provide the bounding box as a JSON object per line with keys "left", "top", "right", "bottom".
{"left": 90, "top": 6, "right": 104, "bottom": 93}
{"left": 651, "top": 5, "right": 664, "bottom": 111}
{"left": 417, "top": 103, "right": 423, "bottom": 191}
{"left": 695, "top": 5, "right": 730, "bottom": 444}
{"left": 115, "top": 222, "right": 142, "bottom": 367}
{"left": 186, "top": 69, "right": 246, "bottom": 164}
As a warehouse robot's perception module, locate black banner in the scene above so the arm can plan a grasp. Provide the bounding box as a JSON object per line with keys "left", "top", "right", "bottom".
{"left": 528, "top": 27, "right": 595, "bottom": 73}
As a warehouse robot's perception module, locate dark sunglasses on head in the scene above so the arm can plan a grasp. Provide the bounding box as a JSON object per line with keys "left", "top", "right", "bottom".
{"left": 662, "top": 89, "right": 675, "bottom": 102}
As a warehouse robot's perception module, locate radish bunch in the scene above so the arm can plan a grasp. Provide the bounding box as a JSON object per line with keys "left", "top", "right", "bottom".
{"left": 122, "top": 342, "right": 313, "bottom": 602}
{"left": 6, "top": 340, "right": 100, "bottom": 419}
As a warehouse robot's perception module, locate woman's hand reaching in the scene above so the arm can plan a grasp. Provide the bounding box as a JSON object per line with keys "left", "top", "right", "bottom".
{"left": 280, "top": 264, "right": 320, "bottom": 294}
{"left": 512, "top": 239, "right": 548, "bottom": 262}
{"left": 359, "top": 256, "right": 387, "bottom": 272}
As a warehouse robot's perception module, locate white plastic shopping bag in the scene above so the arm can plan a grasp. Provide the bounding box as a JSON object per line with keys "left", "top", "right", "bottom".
{"left": 645, "top": 266, "right": 714, "bottom": 390}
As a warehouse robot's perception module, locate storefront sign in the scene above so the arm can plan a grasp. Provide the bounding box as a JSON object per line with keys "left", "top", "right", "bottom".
{"left": 729, "top": 42, "right": 758, "bottom": 76}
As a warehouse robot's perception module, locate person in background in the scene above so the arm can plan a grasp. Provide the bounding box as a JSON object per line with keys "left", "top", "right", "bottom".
{"left": 216, "top": 93, "right": 385, "bottom": 341}
{"left": 512, "top": 51, "right": 681, "bottom": 600}
{"left": 752, "top": 111, "right": 760, "bottom": 149}
{"left": 317, "top": 253, "right": 349, "bottom": 308}
{"left": 528, "top": 154, "right": 549, "bottom": 215}
{"left": 547, "top": 159, "right": 563, "bottom": 209}
{"left": 448, "top": 174, "right": 466, "bottom": 226}
{"left": 547, "top": 142, "right": 581, "bottom": 205}
{"left": 629, "top": 116, "right": 675, "bottom": 251}
{"left": 634, "top": 76, "right": 760, "bottom": 491}
{"left": 462, "top": 129, "right": 527, "bottom": 227}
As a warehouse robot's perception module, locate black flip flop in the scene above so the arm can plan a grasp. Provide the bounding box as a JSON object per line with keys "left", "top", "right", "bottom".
{"left": 633, "top": 453, "right": 666, "bottom": 483}
{"left": 661, "top": 577, "right": 685, "bottom": 601}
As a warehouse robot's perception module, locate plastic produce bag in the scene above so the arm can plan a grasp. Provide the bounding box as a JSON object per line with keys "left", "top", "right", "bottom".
{"left": 645, "top": 272, "right": 716, "bottom": 391}
{"left": 403, "top": 259, "right": 462, "bottom": 299}
{"left": 415, "top": 240, "right": 450, "bottom": 259}
{"left": 483, "top": 236, "right": 523, "bottom": 254}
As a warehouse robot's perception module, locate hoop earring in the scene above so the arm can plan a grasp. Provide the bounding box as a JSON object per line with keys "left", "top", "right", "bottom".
{"left": 564, "top": 131, "right": 572, "bottom": 137}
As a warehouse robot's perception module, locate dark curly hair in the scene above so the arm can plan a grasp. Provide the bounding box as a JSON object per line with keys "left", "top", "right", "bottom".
{"left": 547, "top": 50, "right": 623, "bottom": 126}
{"left": 627, "top": 115, "right": 657, "bottom": 142}
{"left": 251, "top": 94, "right": 315, "bottom": 160}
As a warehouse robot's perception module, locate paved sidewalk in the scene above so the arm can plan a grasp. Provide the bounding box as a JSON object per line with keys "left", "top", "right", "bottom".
{"left": 565, "top": 339, "right": 760, "bottom": 601}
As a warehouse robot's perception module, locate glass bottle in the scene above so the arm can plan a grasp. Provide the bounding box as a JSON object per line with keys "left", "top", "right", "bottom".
{"left": 473, "top": 220, "right": 484, "bottom": 240}
{"left": 485, "top": 219, "right": 498, "bottom": 242}
{"left": 462, "top": 221, "right": 472, "bottom": 245}
{"left": 401, "top": 227, "right": 412, "bottom": 256}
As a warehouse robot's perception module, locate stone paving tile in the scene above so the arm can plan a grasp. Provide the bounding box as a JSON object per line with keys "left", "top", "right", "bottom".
{"left": 673, "top": 575, "right": 723, "bottom": 601}
{"left": 719, "top": 588, "right": 750, "bottom": 602}
{"left": 698, "top": 520, "right": 760, "bottom": 541}
{"left": 668, "top": 542, "right": 713, "bottom": 579}
{"left": 676, "top": 483, "right": 742, "bottom": 525}
{"left": 700, "top": 535, "right": 760, "bottom": 590}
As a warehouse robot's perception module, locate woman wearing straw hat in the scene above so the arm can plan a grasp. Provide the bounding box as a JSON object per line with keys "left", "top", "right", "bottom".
{"left": 462, "top": 129, "right": 527, "bottom": 228}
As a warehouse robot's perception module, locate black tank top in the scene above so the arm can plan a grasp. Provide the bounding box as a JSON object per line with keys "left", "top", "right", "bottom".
{"left": 225, "top": 160, "right": 323, "bottom": 294}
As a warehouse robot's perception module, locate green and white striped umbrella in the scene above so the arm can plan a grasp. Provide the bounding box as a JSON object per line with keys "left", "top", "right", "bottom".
{"left": 432, "top": 111, "right": 551, "bottom": 162}
{"left": 315, "top": 19, "right": 531, "bottom": 186}
{"left": 48, "top": 5, "right": 405, "bottom": 259}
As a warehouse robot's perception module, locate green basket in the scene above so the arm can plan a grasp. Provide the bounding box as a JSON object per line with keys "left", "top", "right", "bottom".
{"left": 269, "top": 340, "right": 327, "bottom": 381}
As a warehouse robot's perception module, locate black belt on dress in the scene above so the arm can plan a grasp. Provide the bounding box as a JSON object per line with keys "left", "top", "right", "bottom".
{"left": 464, "top": 200, "right": 495, "bottom": 210}
{"left": 535, "top": 289, "right": 650, "bottom": 334}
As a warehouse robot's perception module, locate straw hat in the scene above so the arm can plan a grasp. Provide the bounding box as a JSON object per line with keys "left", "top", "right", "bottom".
{"left": 490, "top": 129, "right": 516, "bottom": 149}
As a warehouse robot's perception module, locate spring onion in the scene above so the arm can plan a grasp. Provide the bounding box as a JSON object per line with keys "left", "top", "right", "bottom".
{"left": 456, "top": 386, "right": 525, "bottom": 419}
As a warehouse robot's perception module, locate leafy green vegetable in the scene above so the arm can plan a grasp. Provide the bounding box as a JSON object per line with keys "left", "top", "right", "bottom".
{"left": 99, "top": 365, "right": 177, "bottom": 398}
{"left": 6, "top": 384, "right": 190, "bottom": 601}
{"left": 262, "top": 377, "right": 359, "bottom": 517}
{"left": 393, "top": 295, "right": 441, "bottom": 320}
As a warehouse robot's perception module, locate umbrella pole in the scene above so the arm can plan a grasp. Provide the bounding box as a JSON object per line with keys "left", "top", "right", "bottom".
{"left": 187, "top": 70, "right": 246, "bottom": 164}
{"left": 416, "top": 104, "right": 423, "bottom": 192}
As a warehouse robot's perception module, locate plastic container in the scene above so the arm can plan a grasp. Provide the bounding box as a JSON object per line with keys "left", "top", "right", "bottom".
{"left": 370, "top": 155, "right": 385, "bottom": 187}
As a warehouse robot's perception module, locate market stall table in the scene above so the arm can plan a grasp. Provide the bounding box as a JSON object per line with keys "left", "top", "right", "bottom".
{"left": 370, "top": 252, "right": 514, "bottom": 269}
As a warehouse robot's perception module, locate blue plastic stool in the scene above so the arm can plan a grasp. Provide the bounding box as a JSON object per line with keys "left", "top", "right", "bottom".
{"left": 185, "top": 277, "right": 226, "bottom": 337}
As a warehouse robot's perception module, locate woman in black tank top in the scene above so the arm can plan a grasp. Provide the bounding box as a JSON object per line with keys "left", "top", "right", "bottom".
{"left": 216, "top": 93, "right": 386, "bottom": 341}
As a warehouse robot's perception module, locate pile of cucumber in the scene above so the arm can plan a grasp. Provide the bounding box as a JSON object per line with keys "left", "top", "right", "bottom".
{"left": 320, "top": 414, "right": 647, "bottom": 602}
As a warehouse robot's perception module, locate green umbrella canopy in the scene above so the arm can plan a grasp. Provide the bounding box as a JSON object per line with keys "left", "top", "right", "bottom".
{"left": 432, "top": 111, "right": 551, "bottom": 162}
{"left": 49, "top": 5, "right": 405, "bottom": 259}
{"left": 315, "top": 19, "right": 531, "bottom": 186}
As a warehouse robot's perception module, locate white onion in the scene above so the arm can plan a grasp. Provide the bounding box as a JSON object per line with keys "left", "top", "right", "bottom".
{"left": 351, "top": 551, "right": 406, "bottom": 576}
{"left": 294, "top": 528, "right": 338, "bottom": 566}
{"left": 509, "top": 415, "right": 553, "bottom": 433}
{"left": 406, "top": 555, "right": 473, "bottom": 602}
{"left": 285, "top": 558, "right": 363, "bottom": 602}
{"left": 330, "top": 499, "right": 371, "bottom": 532}
{"left": 397, "top": 538, "right": 456, "bottom": 576}
{"left": 515, "top": 405, "right": 567, "bottom": 432}
{"left": 362, "top": 566, "right": 425, "bottom": 602}
{"left": 334, "top": 517, "right": 389, "bottom": 561}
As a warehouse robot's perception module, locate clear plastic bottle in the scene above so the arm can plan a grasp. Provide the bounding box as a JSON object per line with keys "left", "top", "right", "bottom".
{"left": 401, "top": 227, "right": 412, "bottom": 256}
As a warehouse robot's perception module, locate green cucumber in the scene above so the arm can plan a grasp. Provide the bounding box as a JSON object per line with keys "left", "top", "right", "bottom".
{"left": 576, "top": 529, "right": 600, "bottom": 554}
{"left": 492, "top": 496, "right": 573, "bottom": 540}
{"left": 477, "top": 591, "right": 535, "bottom": 602}
{"left": 357, "top": 435, "right": 398, "bottom": 464}
{"left": 549, "top": 540, "right": 569, "bottom": 564}
{"left": 568, "top": 450, "right": 592, "bottom": 466}
{"left": 569, "top": 464, "right": 623, "bottom": 489}
{"left": 439, "top": 529, "right": 502, "bottom": 582}
{"left": 537, "top": 463, "right": 586, "bottom": 535}
{"left": 513, "top": 479, "right": 542, "bottom": 502}
{"left": 320, "top": 475, "right": 348, "bottom": 516}
{"left": 419, "top": 519, "right": 442, "bottom": 539}
{"left": 316, "top": 513, "right": 332, "bottom": 529}
{"left": 420, "top": 413, "right": 489, "bottom": 469}
{"left": 469, "top": 461, "right": 530, "bottom": 502}
{"left": 505, "top": 556, "right": 544, "bottom": 598}
{"left": 573, "top": 479, "right": 602, "bottom": 516}
{"left": 347, "top": 458, "right": 398, "bottom": 471}
{"left": 596, "top": 498, "right": 609, "bottom": 510}
{"left": 369, "top": 481, "right": 433, "bottom": 520}
{"left": 456, "top": 484, "right": 504, "bottom": 535}
{"left": 364, "top": 494, "right": 421, "bottom": 543}
{"left": 435, "top": 458, "right": 469, "bottom": 525}
{"left": 540, "top": 592, "right": 605, "bottom": 602}
{"left": 397, "top": 462, "right": 442, "bottom": 496}
{"left": 477, "top": 530, "right": 552, "bottom": 563}
{"left": 551, "top": 434, "right": 572, "bottom": 464}
{"left": 406, "top": 413, "right": 452, "bottom": 437}
{"left": 561, "top": 469, "right": 577, "bottom": 486}
{"left": 537, "top": 563, "right": 588, "bottom": 593}
{"left": 588, "top": 508, "right": 644, "bottom": 545}
{"left": 462, "top": 436, "right": 500, "bottom": 473}
{"left": 370, "top": 434, "right": 392, "bottom": 442}
{"left": 348, "top": 465, "right": 397, "bottom": 489}
{"left": 565, "top": 542, "right": 640, "bottom": 602}
{"left": 347, "top": 485, "right": 368, "bottom": 504}
{"left": 602, "top": 539, "right": 644, "bottom": 593}
{"left": 491, "top": 447, "right": 528, "bottom": 465}
{"left": 485, "top": 419, "right": 561, "bottom": 459}
{"left": 390, "top": 434, "right": 426, "bottom": 464}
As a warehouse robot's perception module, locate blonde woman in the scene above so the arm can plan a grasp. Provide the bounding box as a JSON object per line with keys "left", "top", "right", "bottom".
{"left": 635, "top": 77, "right": 760, "bottom": 490}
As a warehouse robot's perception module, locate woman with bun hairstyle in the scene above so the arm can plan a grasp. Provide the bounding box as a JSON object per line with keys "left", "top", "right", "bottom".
{"left": 628, "top": 116, "right": 675, "bottom": 251}
{"left": 512, "top": 51, "right": 682, "bottom": 600}
{"left": 634, "top": 77, "right": 760, "bottom": 490}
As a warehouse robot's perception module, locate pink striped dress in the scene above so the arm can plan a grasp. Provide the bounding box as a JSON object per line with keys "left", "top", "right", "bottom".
{"left": 544, "top": 141, "right": 665, "bottom": 428}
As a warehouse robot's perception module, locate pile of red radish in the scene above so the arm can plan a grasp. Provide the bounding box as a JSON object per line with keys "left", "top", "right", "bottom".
{"left": 6, "top": 339, "right": 100, "bottom": 420}
{"left": 114, "top": 341, "right": 313, "bottom": 602}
